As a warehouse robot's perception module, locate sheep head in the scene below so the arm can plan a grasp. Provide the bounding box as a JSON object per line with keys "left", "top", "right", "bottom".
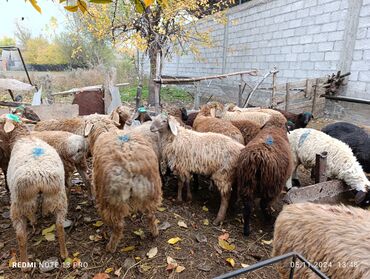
{"left": 109, "top": 105, "right": 131, "bottom": 128}
{"left": 297, "top": 112, "right": 314, "bottom": 128}
{"left": 200, "top": 101, "right": 224, "bottom": 118}
{"left": 150, "top": 114, "right": 178, "bottom": 136}
{"left": 0, "top": 114, "right": 30, "bottom": 150}
{"left": 131, "top": 106, "right": 152, "bottom": 124}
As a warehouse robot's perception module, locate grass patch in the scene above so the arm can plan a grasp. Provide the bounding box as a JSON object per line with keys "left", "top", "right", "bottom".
{"left": 120, "top": 85, "right": 192, "bottom": 104}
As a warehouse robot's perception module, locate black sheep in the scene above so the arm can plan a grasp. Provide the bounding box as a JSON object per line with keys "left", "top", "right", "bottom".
{"left": 322, "top": 122, "right": 370, "bottom": 173}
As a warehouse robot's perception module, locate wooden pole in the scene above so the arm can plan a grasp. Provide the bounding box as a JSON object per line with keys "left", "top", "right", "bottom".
{"left": 285, "top": 82, "right": 290, "bottom": 111}
{"left": 315, "top": 152, "right": 328, "bottom": 184}
{"left": 154, "top": 51, "right": 161, "bottom": 114}
{"left": 271, "top": 70, "right": 276, "bottom": 108}
{"left": 154, "top": 70, "right": 257, "bottom": 84}
{"left": 311, "top": 78, "right": 319, "bottom": 115}
{"left": 238, "top": 74, "right": 243, "bottom": 107}
{"left": 194, "top": 84, "right": 201, "bottom": 110}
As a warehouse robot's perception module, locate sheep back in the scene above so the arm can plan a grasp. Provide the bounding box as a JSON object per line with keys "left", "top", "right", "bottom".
{"left": 288, "top": 128, "right": 369, "bottom": 192}
{"left": 92, "top": 131, "right": 162, "bottom": 217}
{"left": 161, "top": 127, "right": 244, "bottom": 194}
{"left": 8, "top": 137, "right": 66, "bottom": 220}
{"left": 231, "top": 120, "right": 261, "bottom": 145}
{"left": 237, "top": 127, "right": 292, "bottom": 201}
{"left": 272, "top": 203, "right": 370, "bottom": 279}
{"left": 193, "top": 115, "right": 245, "bottom": 144}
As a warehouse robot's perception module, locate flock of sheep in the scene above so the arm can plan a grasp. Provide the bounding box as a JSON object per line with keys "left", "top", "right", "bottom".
{"left": 0, "top": 101, "right": 369, "bottom": 278}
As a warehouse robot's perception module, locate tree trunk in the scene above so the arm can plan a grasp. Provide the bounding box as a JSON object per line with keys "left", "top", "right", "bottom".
{"left": 148, "top": 47, "right": 161, "bottom": 105}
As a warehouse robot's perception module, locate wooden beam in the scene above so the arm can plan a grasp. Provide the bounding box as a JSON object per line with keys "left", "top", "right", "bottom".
{"left": 154, "top": 70, "right": 258, "bottom": 84}
{"left": 0, "top": 101, "right": 31, "bottom": 107}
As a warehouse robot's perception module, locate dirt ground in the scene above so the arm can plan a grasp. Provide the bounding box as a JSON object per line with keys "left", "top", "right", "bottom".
{"left": 0, "top": 118, "right": 362, "bottom": 279}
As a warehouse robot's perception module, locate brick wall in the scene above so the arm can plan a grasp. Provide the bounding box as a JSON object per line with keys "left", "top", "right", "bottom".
{"left": 160, "top": 0, "right": 370, "bottom": 111}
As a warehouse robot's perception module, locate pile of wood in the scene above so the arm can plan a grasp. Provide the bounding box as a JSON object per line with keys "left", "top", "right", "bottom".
{"left": 323, "top": 71, "right": 351, "bottom": 96}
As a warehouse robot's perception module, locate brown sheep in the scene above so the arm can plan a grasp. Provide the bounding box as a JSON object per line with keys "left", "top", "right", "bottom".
{"left": 85, "top": 116, "right": 162, "bottom": 252}
{"left": 185, "top": 111, "right": 199, "bottom": 127}
{"left": 273, "top": 203, "right": 370, "bottom": 279}
{"left": 230, "top": 120, "right": 261, "bottom": 145}
{"left": 237, "top": 115, "right": 292, "bottom": 236}
{"left": 193, "top": 102, "right": 244, "bottom": 144}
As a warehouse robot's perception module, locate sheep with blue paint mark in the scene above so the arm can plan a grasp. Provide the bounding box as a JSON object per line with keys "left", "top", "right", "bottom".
{"left": 31, "top": 130, "right": 92, "bottom": 198}
{"left": 236, "top": 115, "right": 293, "bottom": 236}
{"left": 84, "top": 115, "right": 162, "bottom": 252}
{"left": 286, "top": 128, "right": 370, "bottom": 205}
{"left": 0, "top": 114, "right": 68, "bottom": 272}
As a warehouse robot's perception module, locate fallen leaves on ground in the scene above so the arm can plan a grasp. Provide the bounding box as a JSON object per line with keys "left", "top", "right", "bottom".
{"left": 121, "top": 246, "right": 135, "bottom": 252}
{"left": 176, "top": 265, "right": 186, "bottom": 273}
{"left": 158, "top": 221, "right": 171, "bottom": 231}
{"left": 261, "top": 239, "right": 273, "bottom": 245}
{"left": 177, "top": 220, "right": 188, "bottom": 228}
{"left": 241, "top": 263, "right": 249, "bottom": 268}
{"left": 226, "top": 258, "right": 235, "bottom": 267}
{"left": 93, "top": 221, "right": 104, "bottom": 227}
{"left": 203, "top": 219, "right": 209, "bottom": 225}
{"left": 114, "top": 267, "right": 122, "bottom": 276}
{"left": 157, "top": 207, "right": 166, "bottom": 212}
{"left": 167, "top": 237, "right": 181, "bottom": 245}
{"left": 89, "top": 234, "right": 103, "bottom": 242}
{"left": 42, "top": 224, "right": 55, "bottom": 235}
{"left": 218, "top": 239, "right": 235, "bottom": 251}
{"left": 44, "top": 232, "right": 55, "bottom": 242}
{"left": 202, "top": 206, "right": 209, "bottom": 212}
{"left": 146, "top": 247, "right": 158, "bottom": 258}
{"left": 133, "top": 228, "right": 144, "bottom": 238}
{"left": 166, "top": 256, "right": 178, "bottom": 271}
{"left": 104, "top": 267, "right": 113, "bottom": 273}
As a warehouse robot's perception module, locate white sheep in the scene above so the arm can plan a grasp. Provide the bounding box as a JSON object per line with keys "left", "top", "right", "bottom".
{"left": 31, "top": 131, "right": 92, "bottom": 198}
{"left": 150, "top": 114, "right": 245, "bottom": 225}
{"left": 287, "top": 128, "right": 370, "bottom": 204}
{"left": 0, "top": 115, "right": 68, "bottom": 272}
{"left": 272, "top": 202, "right": 370, "bottom": 279}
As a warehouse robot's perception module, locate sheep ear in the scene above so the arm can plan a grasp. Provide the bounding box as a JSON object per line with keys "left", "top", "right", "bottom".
{"left": 168, "top": 118, "right": 178, "bottom": 136}
{"left": 84, "top": 123, "right": 93, "bottom": 136}
{"left": 4, "top": 120, "right": 15, "bottom": 133}
{"left": 210, "top": 108, "right": 216, "bottom": 118}
{"left": 111, "top": 110, "right": 120, "bottom": 126}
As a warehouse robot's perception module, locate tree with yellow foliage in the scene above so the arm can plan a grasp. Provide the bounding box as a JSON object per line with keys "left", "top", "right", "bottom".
{"left": 27, "top": 0, "right": 234, "bottom": 104}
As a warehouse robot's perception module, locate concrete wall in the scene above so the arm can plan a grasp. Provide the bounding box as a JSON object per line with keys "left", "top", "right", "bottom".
{"left": 161, "top": 0, "right": 369, "bottom": 123}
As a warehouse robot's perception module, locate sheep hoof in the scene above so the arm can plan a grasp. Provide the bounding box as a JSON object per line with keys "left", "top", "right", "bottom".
{"left": 355, "top": 191, "right": 366, "bottom": 205}
{"left": 212, "top": 218, "right": 223, "bottom": 226}
{"left": 106, "top": 242, "right": 117, "bottom": 253}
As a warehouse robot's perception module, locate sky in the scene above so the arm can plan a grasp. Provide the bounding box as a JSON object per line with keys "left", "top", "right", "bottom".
{"left": 0, "top": 0, "right": 67, "bottom": 39}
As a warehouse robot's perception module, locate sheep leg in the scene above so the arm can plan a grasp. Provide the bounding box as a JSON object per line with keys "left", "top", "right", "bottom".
{"left": 14, "top": 217, "right": 31, "bottom": 272}
{"left": 185, "top": 178, "right": 192, "bottom": 201}
{"left": 55, "top": 210, "right": 68, "bottom": 259}
{"left": 192, "top": 174, "right": 199, "bottom": 191}
{"left": 260, "top": 197, "right": 274, "bottom": 222}
{"left": 213, "top": 191, "right": 231, "bottom": 225}
{"left": 242, "top": 199, "right": 253, "bottom": 236}
{"left": 106, "top": 221, "right": 124, "bottom": 253}
{"left": 177, "top": 178, "right": 185, "bottom": 202}
{"left": 147, "top": 212, "right": 159, "bottom": 237}
{"left": 76, "top": 165, "right": 93, "bottom": 201}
